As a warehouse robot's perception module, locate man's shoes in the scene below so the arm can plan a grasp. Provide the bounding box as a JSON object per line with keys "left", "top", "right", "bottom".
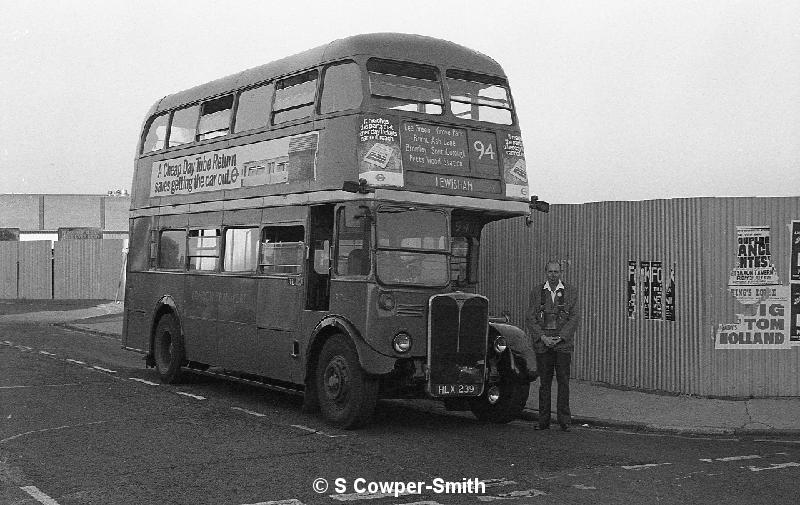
{"left": 559, "top": 423, "right": 570, "bottom": 432}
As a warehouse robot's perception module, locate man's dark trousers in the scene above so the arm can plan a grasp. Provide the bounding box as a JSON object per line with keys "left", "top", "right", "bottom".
{"left": 535, "top": 349, "right": 571, "bottom": 428}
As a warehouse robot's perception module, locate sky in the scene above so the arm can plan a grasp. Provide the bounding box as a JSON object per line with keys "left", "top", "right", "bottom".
{"left": 1, "top": 0, "right": 798, "bottom": 204}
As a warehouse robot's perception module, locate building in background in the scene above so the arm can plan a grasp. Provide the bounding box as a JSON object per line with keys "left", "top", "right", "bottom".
{"left": 0, "top": 192, "right": 130, "bottom": 243}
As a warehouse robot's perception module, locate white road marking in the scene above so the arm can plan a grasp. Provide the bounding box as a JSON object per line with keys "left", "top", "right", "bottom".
{"left": 477, "top": 489, "right": 548, "bottom": 501}
{"left": 128, "top": 378, "right": 159, "bottom": 386}
{"left": 0, "top": 383, "right": 80, "bottom": 389}
{"left": 38, "top": 351, "right": 56, "bottom": 356}
{"left": 482, "top": 478, "right": 517, "bottom": 488}
{"left": 231, "top": 406, "right": 267, "bottom": 417}
{"left": 621, "top": 463, "right": 673, "bottom": 470}
{"left": 572, "top": 484, "right": 597, "bottom": 490}
{"left": 176, "top": 392, "right": 206, "bottom": 400}
{"left": 241, "top": 500, "right": 306, "bottom": 505}
{"left": 290, "top": 424, "right": 346, "bottom": 438}
{"left": 746, "top": 462, "right": 800, "bottom": 472}
{"left": 65, "top": 359, "right": 86, "bottom": 365}
{"left": 20, "top": 485, "right": 61, "bottom": 505}
{"left": 396, "top": 502, "right": 444, "bottom": 505}
{"left": 330, "top": 491, "right": 415, "bottom": 501}
{"left": 1, "top": 421, "right": 106, "bottom": 444}
{"left": 700, "top": 455, "right": 761, "bottom": 462}
{"left": 91, "top": 366, "right": 117, "bottom": 373}
{"left": 14, "top": 345, "right": 33, "bottom": 351}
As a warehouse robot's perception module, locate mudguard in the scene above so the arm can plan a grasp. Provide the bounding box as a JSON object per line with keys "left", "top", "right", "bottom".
{"left": 309, "top": 315, "right": 397, "bottom": 376}
{"left": 489, "top": 322, "right": 533, "bottom": 382}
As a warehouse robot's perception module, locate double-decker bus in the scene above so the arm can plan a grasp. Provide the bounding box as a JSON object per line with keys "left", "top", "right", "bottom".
{"left": 123, "top": 33, "right": 546, "bottom": 428}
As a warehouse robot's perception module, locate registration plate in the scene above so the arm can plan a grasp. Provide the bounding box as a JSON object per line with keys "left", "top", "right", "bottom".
{"left": 430, "top": 383, "right": 481, "bottom": 397}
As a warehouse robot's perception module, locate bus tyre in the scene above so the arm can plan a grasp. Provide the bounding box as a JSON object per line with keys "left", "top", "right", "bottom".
{"left": 469, "top": 379, "right": 530, "bottom": 424}
{"left": 153, "top": 313, "right": 185, "bottom": 384}
{"left": 316, "top": 335, "right": 378, "bottom": 429}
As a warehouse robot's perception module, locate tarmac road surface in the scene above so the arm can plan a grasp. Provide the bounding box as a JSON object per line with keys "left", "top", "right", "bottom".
{"left": 1, "top": 313, "right": 800, "bottom": 504}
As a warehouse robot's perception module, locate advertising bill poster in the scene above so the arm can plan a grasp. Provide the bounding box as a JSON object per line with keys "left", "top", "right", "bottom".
{"left": 715, "top": 285, "right": 791, "bottom": 349}
{"left": 792, "top": 283, "right": 800, "bottom": 344}
{"left": 728, "top": 226, "right": 779, "bottom": 296}
{"left": 665, "top": 263, "right": 676, "bottom": 321}
{"left": 501, "top": 133, "right": 528, "bottom": 200}
{"left": 150, "top": 133, "right": 318, "bottom": 198}
{"left": 627, "top": 261, "right": 637, "bottom": 319}
{"left": 358, "top": 116, "right": 403, "bottom": 187}
{"left": 649, "top": 261, "right": 663, "bottom": 320}
{"left": 640, "top": 261, "right": 650, "bottom": 320}
{"left": 791, "top": 220, "right": 800, "bottom": 282}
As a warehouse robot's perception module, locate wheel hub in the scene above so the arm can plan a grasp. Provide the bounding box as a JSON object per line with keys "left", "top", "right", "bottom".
{"left": 324, "top": 356, "right": 350, "bottom": 401}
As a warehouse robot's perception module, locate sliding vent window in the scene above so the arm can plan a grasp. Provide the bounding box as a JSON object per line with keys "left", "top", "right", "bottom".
{"left": 367, "top": 59, "right": 442, "bottom": 115}
{"left": 168, "top": 105, "right": 199, "bottom": 147}
{"left": 198, "top": 95, "right": 234, "bottom": 140}
{"left": 142, "top": 113, "right": 168, "bottom": 153}
{"left": 273, "top": 71, "right": 318, "bottom": 124}
{"left": 223, "top": 227, "right": 259, "bottom": 272}
{"left": 260, "top": 226, "right": 305, "bottom": 274}
{"left": 234, "top": 84, "right": 273, "bottom": 132}
{"left": 188, "top": 229, "right": 220, "bottom": 271}
{"left": 446, "top": 70, "right": 513, "bottom": 125}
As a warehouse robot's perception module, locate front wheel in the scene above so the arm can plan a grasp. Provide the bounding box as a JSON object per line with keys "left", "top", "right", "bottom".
{"left": 153, "top": 313, "right": 185, "bottom": 384}
{"left": 316, "top": 335, "right": 378, "bottom": 429}
{"left": 469, "top": 379, "right": 530, "bottom": 424}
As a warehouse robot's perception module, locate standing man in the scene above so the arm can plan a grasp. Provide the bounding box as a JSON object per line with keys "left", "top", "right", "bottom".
{"left": 526, "top": 261, "right": 579, "bottom": 431}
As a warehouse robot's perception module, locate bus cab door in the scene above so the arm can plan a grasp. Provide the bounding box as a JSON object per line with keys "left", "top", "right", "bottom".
{"left": 254, "top": 224, "right": 306, "bottom": 383}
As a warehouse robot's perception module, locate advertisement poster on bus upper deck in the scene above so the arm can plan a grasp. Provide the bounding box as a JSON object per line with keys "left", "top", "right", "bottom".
{"left": 357, "top": 116, "right": 403, "bottom": 187}
{"left": 149, "top": 133, "right": 318, "bottom": 198}
{"left": 502, "top": 133, "right": 528, "bottom": 200}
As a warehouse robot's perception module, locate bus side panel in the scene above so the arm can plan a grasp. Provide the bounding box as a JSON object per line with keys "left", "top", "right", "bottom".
{"left": 254, "top": 275, "right": 304, "bottom": 383}
{"left": 314, "top": 115, "right": 360, "bottom": 188}
{"left": 123, "top": 216, "right": 154, "bottom": 352}
{"left": 183, "top": 274, "right": 220, "bottom": 364}
{"left": 216, "top": 276, "right": 260, "bottom": 372}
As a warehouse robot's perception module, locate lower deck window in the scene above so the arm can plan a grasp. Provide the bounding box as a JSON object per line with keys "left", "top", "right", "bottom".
{"left": 260, "top": 225, "right": 305, "bottom": 274}
{"left": 188, "top": 229, "right": 220, "bottom": 271}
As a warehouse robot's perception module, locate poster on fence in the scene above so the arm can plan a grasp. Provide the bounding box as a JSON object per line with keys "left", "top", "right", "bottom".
{"left": 715, "top": 285, "right": 791, "bottom": 349}
{"left": 649, "top": 261, "right": 663, "bottom": 320}
{"left": 640, "top": 261, "right": 650, "bottom": 320}
{"left": 728, "top": 226, "right": 779, "bottom": 287}
{"left": 627, "top": 261, "right": 637, "bottom": 319}
{"left": 791, "top": 283, "right": 800, "bottom": 344}
{"left": 665, "top": 263, "right": 676, "bottom": 321}
{"left": 791, "top": 221, "right": 800, "bottom": 282}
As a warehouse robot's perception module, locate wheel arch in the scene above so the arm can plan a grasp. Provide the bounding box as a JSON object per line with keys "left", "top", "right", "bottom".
{"left": 146, "top": 295, "right": 183, "bottom": 367}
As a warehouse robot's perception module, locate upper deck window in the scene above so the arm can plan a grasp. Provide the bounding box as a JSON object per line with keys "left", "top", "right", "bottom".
{"left": 446, "top": 70, "right": 513, "bottom": 125}
{"left": 141, "top": 113, "right": 169, "bottom": 153}
{"left": 367, "top": 59, "right": 443, "bottom": 115}
{"left": 273, "top": 71, "right": 318, "bottom": 125}
{"left": 320, "top": 61, "right": 363, "bottom": 114}
{"left": 234, "top": 83, "right": 273, "bottom": 132}
{"left": 169, "top": 105, "right": 199, "bottom": 147}
{"left": 198, "top": 95, "right": 234, "bottom": 140}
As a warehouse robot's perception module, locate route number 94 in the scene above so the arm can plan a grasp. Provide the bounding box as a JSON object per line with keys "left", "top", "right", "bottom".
{"left": 473, "top": 140, "right": 495, "bottom": 161}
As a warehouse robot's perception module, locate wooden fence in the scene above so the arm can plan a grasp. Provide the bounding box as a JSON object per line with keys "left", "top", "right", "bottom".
{"left": 0, "top": 239, "right": 125, "bottom": 299}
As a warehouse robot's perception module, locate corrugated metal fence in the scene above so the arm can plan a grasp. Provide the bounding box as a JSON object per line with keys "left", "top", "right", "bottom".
{"left": 0, "top": 239, "right": 125, "bottom": 300}
{"left": 480, "top": 197, "right": 800, "bottom": 398}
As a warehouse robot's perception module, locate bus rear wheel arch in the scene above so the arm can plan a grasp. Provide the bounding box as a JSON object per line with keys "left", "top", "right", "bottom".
{"left": 315, "top": 334, "right": 378, "bottom": 429}
{"left": 152, "top": 312, "right": 186, "bottom": 384}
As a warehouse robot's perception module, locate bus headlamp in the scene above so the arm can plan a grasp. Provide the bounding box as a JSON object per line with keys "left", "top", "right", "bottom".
{"left": 392, "top": 332, "right": 412, "bottom": 353}
{"left": 493, "top": 335, "right": 507, "bottom": 354}
{"left": 378, "top": 292, "right": 395, "bottom": 311}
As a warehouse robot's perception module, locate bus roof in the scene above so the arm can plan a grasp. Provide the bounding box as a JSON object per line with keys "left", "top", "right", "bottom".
{"left": 151, "top": 33, "right": 506, "bottom": 115}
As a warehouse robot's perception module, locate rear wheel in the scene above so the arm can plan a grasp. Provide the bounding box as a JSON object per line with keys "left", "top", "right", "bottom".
{"left": 469, "top": 378, "right": 530, "bottom": 424}
{"left": 153, "top": 313, "right": 185, "bottom": 384}
{"left": 316, "top": 335, "right": 378, "bottom": 429}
